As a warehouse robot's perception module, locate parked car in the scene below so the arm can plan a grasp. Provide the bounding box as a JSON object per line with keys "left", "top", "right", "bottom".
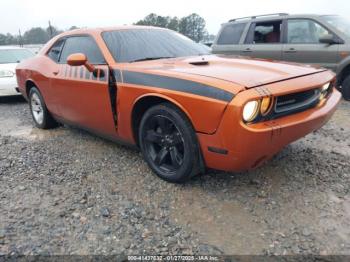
{"left": 0, "top": 46, "right": 34, "bottom": 96}
{"left": 16, "top": 26, "right": 341, "bottom": 183}
{"left": 212, "top": 13, "right": 350, "bottom": 100}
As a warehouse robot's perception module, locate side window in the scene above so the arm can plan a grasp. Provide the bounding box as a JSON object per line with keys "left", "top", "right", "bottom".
{"left": 246, "top": 20, "right": 282, "bottom": 44}
{"left": 59, "top": 36, "right": 105, "bottom": 64}
{"left": 287, "top": 19, "right": 330, "bottom": 44}
{"left": 217, "top": 23, "right": 246, "bottom": 45}
{"left": 47, "top": 39, "right": 65, "bottom": 62}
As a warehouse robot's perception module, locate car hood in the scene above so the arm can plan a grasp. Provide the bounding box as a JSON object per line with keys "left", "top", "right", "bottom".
{"left": 128, "top": 55, "right": 327, "bottom": 89}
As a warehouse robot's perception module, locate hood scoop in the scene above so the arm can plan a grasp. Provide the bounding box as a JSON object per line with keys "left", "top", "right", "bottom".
{"left": 189, "top": 60, "right": 209, "bottom": 66}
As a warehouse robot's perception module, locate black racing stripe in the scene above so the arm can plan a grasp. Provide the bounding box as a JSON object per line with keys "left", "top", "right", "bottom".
{"left": 122, "top": 71, "right": 234, "bottom": 102}
{"left": 92, "top": 70, "right": 97, "bottom": 81}
{"left": 113, "top": 69, "right": 122, "bottom": 82}
{"left": 99, "top": 69, "right": 106, "bottom": 82}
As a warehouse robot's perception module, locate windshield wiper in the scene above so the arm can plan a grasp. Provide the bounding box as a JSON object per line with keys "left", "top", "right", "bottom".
{"left": 130, "top": 56, "right": 174, "bottom": 63}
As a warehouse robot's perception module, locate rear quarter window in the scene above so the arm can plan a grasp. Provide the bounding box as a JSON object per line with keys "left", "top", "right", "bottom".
{"left": 47, "top": 39, "right": 65, "bottom": 62}
{"left": 217, "top": 23, "right": 247, "bottom": 45}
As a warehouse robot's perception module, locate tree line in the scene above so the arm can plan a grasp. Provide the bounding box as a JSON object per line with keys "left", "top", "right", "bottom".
{"left": 0, "top": 13, "right": 213, "bottom": 45}
{"left": 0, "top": 25, "right": 79, "bottom": 46}
{"left": 135, "top": 13, "right": 214, "bottom": 42}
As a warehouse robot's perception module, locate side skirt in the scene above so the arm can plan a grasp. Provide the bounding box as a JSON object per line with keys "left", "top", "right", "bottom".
{"left": 52, "top": 115, "right": 138, "bottom": 150}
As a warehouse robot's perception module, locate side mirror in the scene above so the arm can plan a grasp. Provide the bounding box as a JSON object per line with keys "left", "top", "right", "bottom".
{"left": 319, "top": 34, "right": 339, "bottom": 45}
{"left": 67, "top": 53, "right": 95, "bottom": 72}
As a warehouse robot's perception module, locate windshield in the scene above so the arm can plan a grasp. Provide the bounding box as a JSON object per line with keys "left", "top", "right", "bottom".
{"left": 102, "top": 29, "right": 210, "bottom": 63}
{"left": 322, "top": 16, "right": 350, "bottom": 38}
{"left": 0, "top": 49, "right": 34, "bottom": 64}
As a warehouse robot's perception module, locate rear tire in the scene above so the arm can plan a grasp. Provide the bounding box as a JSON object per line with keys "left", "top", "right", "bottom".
{"left": 139, "top": 103, "right": 201, "bottom": 183}
{"left": 342, "top": 75, "right": 350, "bottom": 101}
{"left": 29, "top": 87, "right": 58, "bottom": 129}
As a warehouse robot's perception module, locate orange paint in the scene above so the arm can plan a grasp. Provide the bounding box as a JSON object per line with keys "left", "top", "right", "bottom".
{"left": 16, "top": 26, "right": 341, "bottom": 173}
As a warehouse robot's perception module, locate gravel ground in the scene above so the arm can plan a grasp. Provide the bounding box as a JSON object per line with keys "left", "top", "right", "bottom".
{"left": 0, "top": 95, "right": 349, "bottom": 256}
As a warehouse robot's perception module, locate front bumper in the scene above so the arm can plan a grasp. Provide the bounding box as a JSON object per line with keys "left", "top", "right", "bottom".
{"left": 198, "top": 73, "right": 341, "bottom": 172}
{"left": 0, "top": 76, "right": 20, "bottom": 96}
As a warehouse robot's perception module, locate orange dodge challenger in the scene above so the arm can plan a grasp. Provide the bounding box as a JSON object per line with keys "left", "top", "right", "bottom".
{"left": 16, "top": 26, "right": 341, "bottom": 183}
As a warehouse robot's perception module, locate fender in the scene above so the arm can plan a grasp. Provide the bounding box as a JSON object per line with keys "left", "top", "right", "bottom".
{"left": 24, "top": 78, "right": 41, "bottom": 99}
{"left": 132, "top": 93, "right": 195, "bottom": 127}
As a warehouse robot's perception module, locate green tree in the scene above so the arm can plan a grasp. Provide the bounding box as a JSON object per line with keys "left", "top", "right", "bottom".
{"left": 23, "top": 27, "right": 49, "bottom": 44}
{"left": 0, "top": 25, "right": 81, "bottom": 45}
{"left": 167, "top": 17, "right": 180, "bottom": 31}
{"left": 46, "top": 26, "right": 62, "bottom": 39}
{"left": 69, "top": 26, "right": 79, "bottom": 30}
{"left": 5, "top": 33, "right": 16, "bottom": 45}
{"left": 136, "top": 13, "right": 209, "bottom": 42}
{"left": 0, "top": 33, "right": 20, "bottom": 45}
{"left": 136, "top": 13, "right": 170, "bottom": 28}
{"left": 179, "top": 13, "right": 207, "bottom": 42}
{"left": 135, "top": 14, "right": 180, "bottom": 31}
{"left": 136, "top": 13, "right": 159, "bottom": 26}
{"left": 0, "top": 34, "right": 8, "bottom": 45}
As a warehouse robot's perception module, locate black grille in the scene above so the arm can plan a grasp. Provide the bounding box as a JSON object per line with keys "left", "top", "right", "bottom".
{"left": 275, "top": 89, "right": 320, "bottom": 115}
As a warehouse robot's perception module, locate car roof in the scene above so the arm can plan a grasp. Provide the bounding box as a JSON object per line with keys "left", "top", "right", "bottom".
{"left": 226, "top": 13, "right": 337, "bottom": 24}
{"left": 40, "top": 25, "right": 169, "bottom": 56}
{"left": 60, "top": 25, "right": 166, "bottom": 36}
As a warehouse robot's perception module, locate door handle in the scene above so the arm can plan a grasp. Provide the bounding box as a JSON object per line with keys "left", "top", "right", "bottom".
{"left": 284, "top": 48, "right": 297, "bottom": 53}
{"left": 53, "top": 70, "right": 59, "bottom": 76}
{"left": 243, "top": 48, "right": 252, "bottom": 53}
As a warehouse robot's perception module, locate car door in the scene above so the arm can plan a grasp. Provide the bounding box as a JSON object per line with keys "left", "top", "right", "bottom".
{"left": 282, "top": 19, "right": 339, "bottom": 70}
{"left": 45, "top": 38, "right": 66, "bottom": 115}
{"left": 50, "top": 35, "right": 116, "bottom": 137}
{"left": 241, "top": 20, "right": 283, "bottom": 60}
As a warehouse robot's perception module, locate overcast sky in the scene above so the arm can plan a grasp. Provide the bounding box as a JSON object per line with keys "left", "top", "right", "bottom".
{"left": 1, "top": 0, "right": 349, "bottom": 35}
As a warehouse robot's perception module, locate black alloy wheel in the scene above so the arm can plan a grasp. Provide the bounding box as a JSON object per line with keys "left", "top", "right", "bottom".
{"left": 139, "top": 103, "right": 201, "bottom": 183}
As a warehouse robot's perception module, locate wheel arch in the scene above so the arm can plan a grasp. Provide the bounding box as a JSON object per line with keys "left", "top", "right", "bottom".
{"left": 25, "top": 79, "right": 39, "bottom": 97}
{"left": 131, "top": 93, "right": 206, "bottom": 175}
{"left": 131, "top": 93, "right": 194, "bottom": 147}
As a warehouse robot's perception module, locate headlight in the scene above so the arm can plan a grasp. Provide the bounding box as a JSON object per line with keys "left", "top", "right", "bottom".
{"left": 0, "top": 70, "right": 15, "bottom": 78}
{"left": 322, "top": 82, "right": 330, "bottom": 92}
{"left": 243, "top": 100, "right": 259, "bottom": 122}
{"left": 320, "top": 82, "right": 331, "bottom": 100}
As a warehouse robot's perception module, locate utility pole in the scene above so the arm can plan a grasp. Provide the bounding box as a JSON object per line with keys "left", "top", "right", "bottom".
{"left": 18, "top": 29, "right": 23, "bottom": 47}
{"left": 48, "top": 20, "right": 53, "bottom": 39}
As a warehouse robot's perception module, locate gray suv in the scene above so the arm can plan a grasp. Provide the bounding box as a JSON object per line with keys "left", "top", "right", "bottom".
{"left": 212, "top": 13, "right": 350, "bottom": 100}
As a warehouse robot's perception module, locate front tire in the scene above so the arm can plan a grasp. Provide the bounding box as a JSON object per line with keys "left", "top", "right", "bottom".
{"left": 342, "top": 75, "right": 350, "bottom": 101}
{"left": 139, "top": 103, "right": 201, "bottom": 183}
{"left": 29, "top": 87, "right": 58, "bottom": 129}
